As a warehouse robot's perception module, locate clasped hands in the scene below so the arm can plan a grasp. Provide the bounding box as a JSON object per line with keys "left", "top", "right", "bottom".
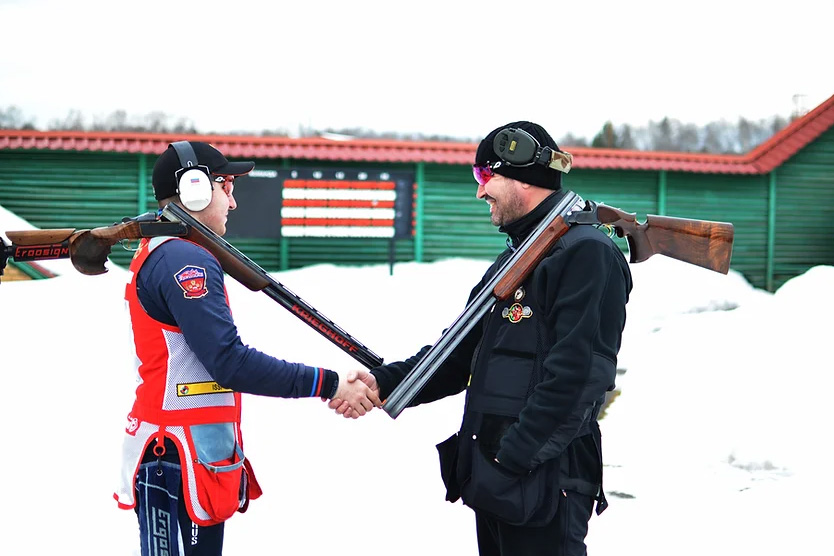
{"left": 327, "top": 369, "right": 380, "bottom": 419}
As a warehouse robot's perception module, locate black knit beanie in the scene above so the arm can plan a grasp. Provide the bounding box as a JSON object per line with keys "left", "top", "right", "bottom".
{"left": 475, "top": 121, "right": 562, "bottom": 190}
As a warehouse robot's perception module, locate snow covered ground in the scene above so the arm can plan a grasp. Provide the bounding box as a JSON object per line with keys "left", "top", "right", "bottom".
{"left": 1, "top": 204, "right": 831, "bottom": 555}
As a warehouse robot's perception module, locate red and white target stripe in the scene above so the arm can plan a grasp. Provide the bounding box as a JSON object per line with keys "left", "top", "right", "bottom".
{"left": 281, "top": 179, "right": 397, "bottom": 237}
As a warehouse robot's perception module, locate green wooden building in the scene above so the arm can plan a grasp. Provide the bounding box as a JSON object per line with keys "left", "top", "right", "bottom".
{"left": 2, "top": 93, "right": 832, "bottom": 291}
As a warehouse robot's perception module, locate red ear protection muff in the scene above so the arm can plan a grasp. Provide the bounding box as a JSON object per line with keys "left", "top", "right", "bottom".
{"left": 171, "top": 141, "right": 213, "bottom": 211}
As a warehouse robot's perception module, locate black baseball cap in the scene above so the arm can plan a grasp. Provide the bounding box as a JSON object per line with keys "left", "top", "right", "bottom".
{"left": 152, "top": 141, "right": 255, "bottom": 200}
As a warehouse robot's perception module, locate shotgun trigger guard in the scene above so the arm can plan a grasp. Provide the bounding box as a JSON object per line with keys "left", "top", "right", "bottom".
{"left": 118, "top": 239, "right": 139, "bottom": 252}
{"left": 599, "top": 224, "right": 616, "bottom": 238}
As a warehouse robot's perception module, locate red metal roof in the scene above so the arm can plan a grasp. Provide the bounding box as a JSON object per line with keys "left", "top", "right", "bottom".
{"left": 1, "top": 93, "right": 832, "bottom": 174}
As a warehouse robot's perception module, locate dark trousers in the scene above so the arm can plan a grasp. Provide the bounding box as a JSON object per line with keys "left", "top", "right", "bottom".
{"left": 135, "top": 441, "right": 225, "bottom": 556}
{"left": 475, "top": 490, "right": 594, "bottom": 556}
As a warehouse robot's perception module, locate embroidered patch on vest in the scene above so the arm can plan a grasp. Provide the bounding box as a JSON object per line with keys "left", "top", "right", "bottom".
{"left": 501, "top": 303, "right": 532, "bottom": 323}
{"left": 125, "top": 414, "right": 140, "bottom": 435}
{"left": 177, "top": 381, "right": 234, "bottom": 396}
{"left": 174, "top": 265, "right": 208, "bottom": 299}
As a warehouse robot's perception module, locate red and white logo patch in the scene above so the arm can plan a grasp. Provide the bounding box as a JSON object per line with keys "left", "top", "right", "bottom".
{"left": 125, "top": 414, "right": 140, "bottom": 435}
{"left": 174, "top": 265, "right": 209, "bottom": 299}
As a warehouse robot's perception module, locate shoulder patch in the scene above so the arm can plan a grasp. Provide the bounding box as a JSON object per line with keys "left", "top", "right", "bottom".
{"left": 174, "top": 265, "right": 209, "bottom": 299}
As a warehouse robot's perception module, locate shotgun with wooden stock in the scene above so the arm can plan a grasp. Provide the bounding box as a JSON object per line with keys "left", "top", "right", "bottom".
{"left": 381, "top": 191, "right": 734, "bottom": 418}
{"left": 0, "top": 205, "right": 384, "bottom": 370}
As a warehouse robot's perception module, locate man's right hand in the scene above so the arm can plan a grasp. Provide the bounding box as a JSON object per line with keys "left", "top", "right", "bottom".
{"left": 328, "top": 370, "right": 380, "bottom": 419}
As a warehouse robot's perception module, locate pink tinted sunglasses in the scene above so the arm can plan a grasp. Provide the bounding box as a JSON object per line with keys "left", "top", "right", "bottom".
{"left": 472, "top": 163, "right": 497, "bottom": 186}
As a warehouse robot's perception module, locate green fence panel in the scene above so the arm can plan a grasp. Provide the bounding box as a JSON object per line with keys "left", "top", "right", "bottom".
{"left": 2, "top": 133, "right": 832, "bottom": 290}
{"left": 0, "top": 149, "right": 142, "bottom": 267}
{"left": 772, "top": 127, "right": 834, "bottom": 290}
{"left": 666, "top": 172, "right": 769, "bottom": 289}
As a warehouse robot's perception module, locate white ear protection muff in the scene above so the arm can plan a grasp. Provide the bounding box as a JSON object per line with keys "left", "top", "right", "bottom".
{"left": 171, "top": 141, "right": 213, "bottom": 211}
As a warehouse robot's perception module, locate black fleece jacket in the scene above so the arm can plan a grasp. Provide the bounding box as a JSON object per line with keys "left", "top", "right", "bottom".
{"left": 372, "top": 191, "right": 632, "bottom": 474}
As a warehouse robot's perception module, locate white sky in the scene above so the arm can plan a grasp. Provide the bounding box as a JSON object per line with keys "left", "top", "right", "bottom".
{"left": 1, "top": 204, "right": 832, "bottom": 555}
{"left": 1, "top": 0, "right": 833, "bottom": 141}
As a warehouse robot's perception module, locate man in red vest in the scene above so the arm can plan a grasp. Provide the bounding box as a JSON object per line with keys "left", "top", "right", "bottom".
{"left": 116, "top": 141, "right": 381, "bottom": 555}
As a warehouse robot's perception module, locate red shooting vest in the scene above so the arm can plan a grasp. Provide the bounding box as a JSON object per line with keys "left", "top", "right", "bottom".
{"left": 114, "top": 237, "right": 261, "bottom": 526}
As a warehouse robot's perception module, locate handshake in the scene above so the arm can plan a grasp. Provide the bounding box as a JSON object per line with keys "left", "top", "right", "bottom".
{"left": 327, "top": 370, "right": 382, "bottom": 419}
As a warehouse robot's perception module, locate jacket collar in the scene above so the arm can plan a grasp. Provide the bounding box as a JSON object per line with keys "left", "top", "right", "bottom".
{"left": 500, "top": 190, "right": 567, "bottom": 250}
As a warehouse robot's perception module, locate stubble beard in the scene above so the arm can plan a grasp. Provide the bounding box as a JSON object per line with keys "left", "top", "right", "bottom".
{"left": 491, "top": 195, "right": 526, "bottom": 227}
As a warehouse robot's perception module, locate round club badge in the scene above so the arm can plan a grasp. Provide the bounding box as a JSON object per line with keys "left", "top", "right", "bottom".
{"left": 501, "top": 303, "right": 532, "bottom": 323}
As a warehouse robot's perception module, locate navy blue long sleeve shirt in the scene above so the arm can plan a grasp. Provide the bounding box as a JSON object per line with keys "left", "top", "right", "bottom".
{"left": 135, "top": 238, "right": 337, "bottom": 399}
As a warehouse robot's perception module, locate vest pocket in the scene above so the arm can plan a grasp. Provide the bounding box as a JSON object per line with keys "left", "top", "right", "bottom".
{"left": 460, "top": 436, "right": 558, "bottom": 526}
{"left": 481, "top": 351, "right": 536, "bottom": 401}
{"left": 436, "top": 432, "right": 462, "bottom": 502}
{"left": 479, "top": 320, "right": 538, "bottom": 401}
{"left": 193, "top": 445, "right": 246, "bottom": 524}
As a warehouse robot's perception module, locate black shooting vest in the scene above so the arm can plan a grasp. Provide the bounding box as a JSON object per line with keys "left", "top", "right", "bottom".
{"left": 436, "top": 195, "right": 608, "bottom": 525}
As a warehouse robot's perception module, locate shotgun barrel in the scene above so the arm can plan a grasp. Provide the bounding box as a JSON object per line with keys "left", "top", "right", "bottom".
{"left": 382, "top": 191, "right": 582, "bottom": 418}
{"left": 161, "top": 203, "right": 384, "bottom": 370}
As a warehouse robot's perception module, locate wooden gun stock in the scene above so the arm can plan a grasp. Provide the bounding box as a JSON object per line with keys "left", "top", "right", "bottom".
{"left": 3, "top": 218, "right": 187, "bottom": 276}
{"left": 595, "top": 204, "right": 735, "bottom": 274}
{"left": 6, "top": 228, "right": 77, "bottom": 245}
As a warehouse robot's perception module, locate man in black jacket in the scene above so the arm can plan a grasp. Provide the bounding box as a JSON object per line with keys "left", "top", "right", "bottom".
{"left": 332, "top": 121, "right": 632, "bottom": 556}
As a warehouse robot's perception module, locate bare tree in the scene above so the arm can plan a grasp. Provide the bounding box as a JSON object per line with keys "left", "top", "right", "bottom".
{"left": 677, "top": 123, "right": 700, "bottom": 152}
{"left": 0, "top": 105, "right": 791, "bottom": 153}
{"left": 48, "top": 109, "right": 85, "bottom": 131}
{"left": 145, "top": 111, "right": 170, "bottom": 133}
{"left": 649, "top": 117, "right": 675, "bottom": 151}
{"left": 702, "top": 120, "right": 736, "bottom": 154}
{"left": 0, "top": 106, "right": 35, "bottom": 129}
{"left": 557, "top": 132, "right": 589, "bottom": 148}
{"left": 616, "top": 124, "right": 636, "bottom": 149}
{"left": 91, "top": 110, "right": 129, "bottom": 131}
{"left": 738, "top": 117, "right": 754, "bottom": 153}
